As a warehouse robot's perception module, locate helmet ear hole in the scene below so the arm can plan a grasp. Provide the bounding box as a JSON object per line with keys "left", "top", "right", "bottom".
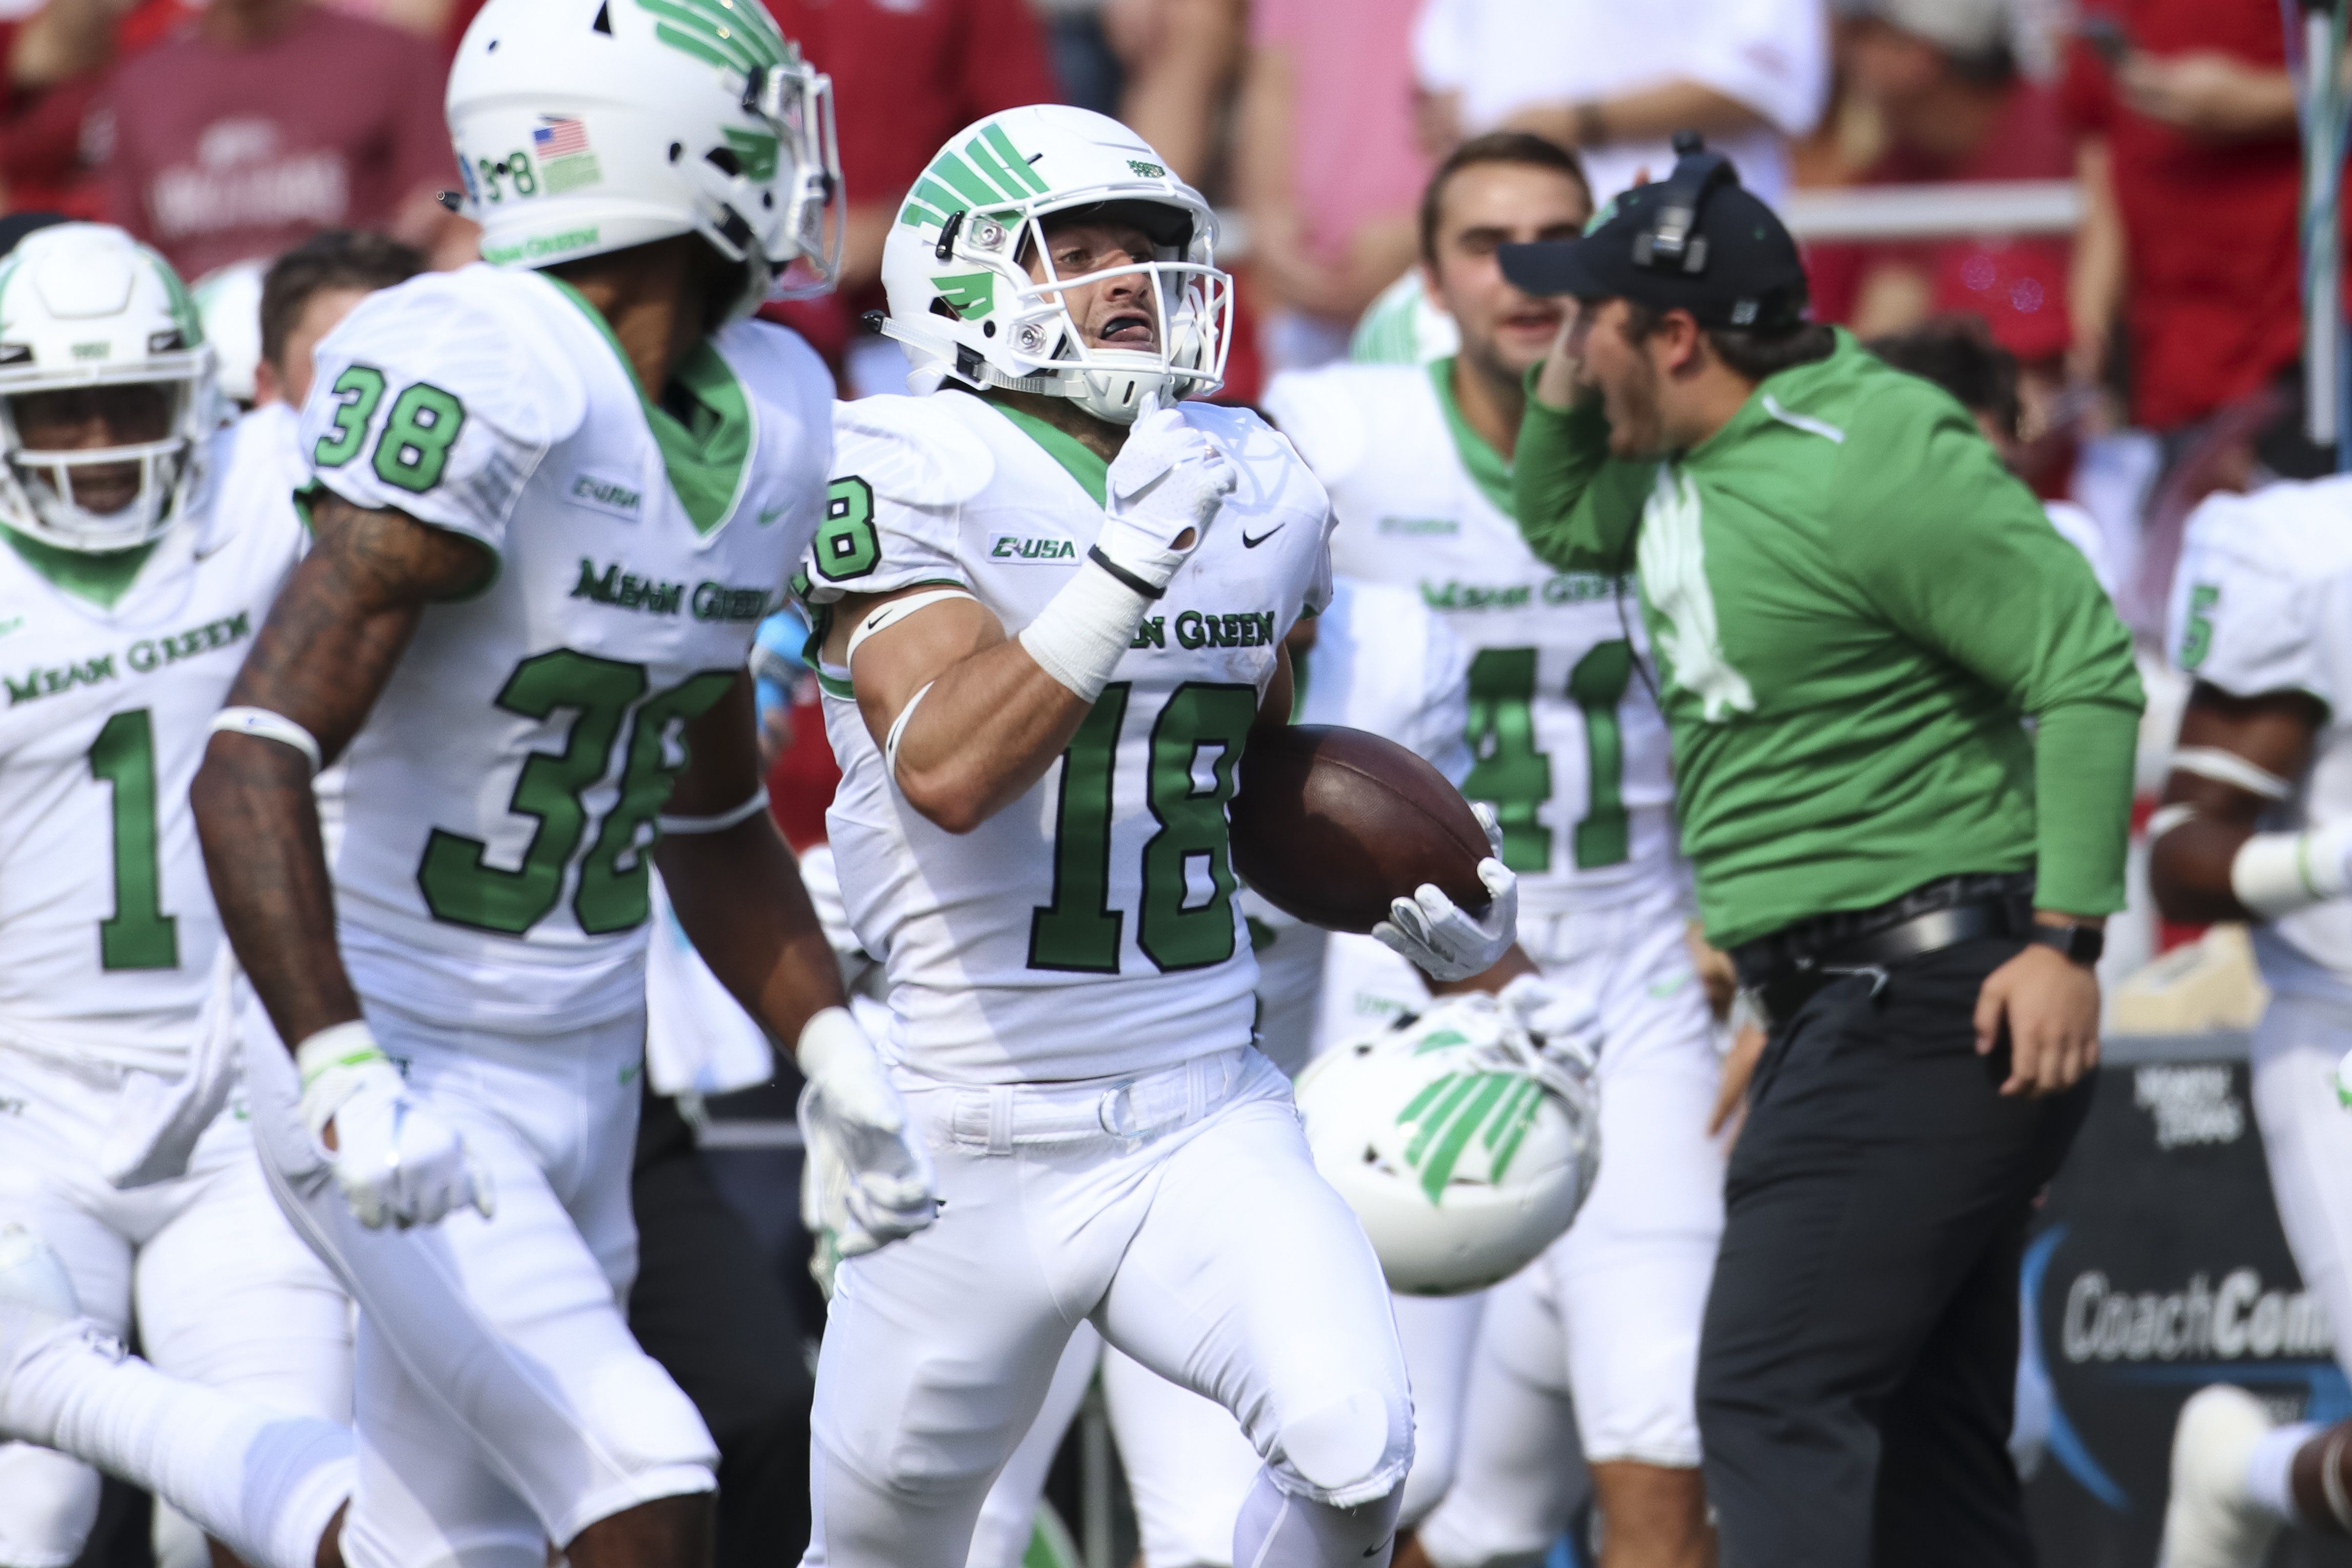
{"left": 982, "top": 320, "right": 995, "bottom": 338}
{"left": 668, "top": 142, "right": 683, "bottom": 163}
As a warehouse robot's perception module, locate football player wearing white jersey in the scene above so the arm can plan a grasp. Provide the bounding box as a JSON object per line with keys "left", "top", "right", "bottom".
{"left": 1264, "top": 134, "right": 1724, "bottom": 1568}
{"left": 2145, "top": 479, "right": 2352, "bottom": 1568}
{"left": 0, "top": 221, "right": 357, "bottom": 1568}
{"left": 964, "top": 578, "right": 1476, "bottom": 1568}
{"left": 180, "top": 5, "right": 925, "bottom": 1566}
{"left": 796, "top": 104, "right": 1517, "bottom": 1568}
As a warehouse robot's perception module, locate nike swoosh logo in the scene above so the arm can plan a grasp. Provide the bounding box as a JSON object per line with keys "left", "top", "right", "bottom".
{"left": 1241, "top": 524, "right": 1283, "bottom": 549}
{"left": 864, "top": 609, "right": 889, "bottom": 631}
{"left": 758, "top": 504, "right": 787, "bottom": 526}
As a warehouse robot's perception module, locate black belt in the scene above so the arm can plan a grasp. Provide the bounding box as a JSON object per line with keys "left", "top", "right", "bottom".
{"left": 1732, "top": 876, "right": 2034, "bottom": 1030}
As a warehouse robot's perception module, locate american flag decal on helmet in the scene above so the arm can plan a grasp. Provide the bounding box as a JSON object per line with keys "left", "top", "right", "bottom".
{"left": 533, "top": 117, "right": 591, "bottom": 158}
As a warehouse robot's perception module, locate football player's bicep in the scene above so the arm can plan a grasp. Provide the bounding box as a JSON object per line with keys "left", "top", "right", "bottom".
{"left": 2163, "top": 683, "right": 2325, "bottom": 826}
{"left": 224, "top": 492, "right": 491, "bottom": 761}
{"left": 829, "top": 588, "right": 1008, "bottom": 752}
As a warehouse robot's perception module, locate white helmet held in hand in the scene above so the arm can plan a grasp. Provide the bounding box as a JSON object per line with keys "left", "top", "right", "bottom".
{"left": 0, "top": 223, "right": 219, "bottom": 554}
{"left": 879, "top": 104, "right": 1232, "bottom": 422}
{"left": 447, "top": 0, "right": 843, "bottom": 319}
{"left": 1297, "top": 993, "right": 1600, "bottom": 1296}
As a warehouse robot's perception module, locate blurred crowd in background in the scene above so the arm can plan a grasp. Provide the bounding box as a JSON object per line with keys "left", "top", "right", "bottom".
{"left": 0, "top": 0, "right": 2317, "bottom": 925}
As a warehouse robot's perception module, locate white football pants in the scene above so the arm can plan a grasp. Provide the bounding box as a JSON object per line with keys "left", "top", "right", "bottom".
{"left": 804, "top": 1047, "right": 1411, "bottom": 1568}
{"left": 0, "top": 1046, "right": 351, "bottom": 1568}
{"left": 243, "top": 1002, "right": 716, "bottom": 1568}
{"left": 2251, "top": 991, "right": 2352, "bottom": 1379}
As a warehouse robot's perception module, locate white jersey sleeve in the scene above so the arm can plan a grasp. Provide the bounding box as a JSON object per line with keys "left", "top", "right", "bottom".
{"left": 298, "top": 269, "right": 587, "bottom": 554}
{"left": 802, "top": 397, "right": 997, "bottom": 603}
{"left": 2169, "top": 480, "right": 2352, "bottom": 709}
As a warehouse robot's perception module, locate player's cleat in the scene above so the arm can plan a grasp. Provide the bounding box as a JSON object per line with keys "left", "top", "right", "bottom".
{"left": 2159, "top": 1384, "right": 2285, "bottom": 1568}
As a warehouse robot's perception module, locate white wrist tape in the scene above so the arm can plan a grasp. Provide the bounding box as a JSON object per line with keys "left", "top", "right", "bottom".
{"left": 210, "top": 706, "right": 323, "bottom": 776}
{"left": 1017, "top": 558, "right": 1151, "bottom": 703}
{"left": 2231, "top": 821, "right": 2352, "bottom": 919}
{"left": 2173, "top": 746, "right": 2292, "bottom": 801}
{"left": 657, "top": 786, "right": 769, "bottom": 835}
{"left": 845, "top": 588, "right": 977, "bottom": 667}
{"left": 795, "top": 1005, "right": 867, "bottom": 1081}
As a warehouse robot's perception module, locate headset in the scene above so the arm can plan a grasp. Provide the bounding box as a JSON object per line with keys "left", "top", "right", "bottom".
{"left": 1630, "top": 130, "right": 1738, "bottom": 277}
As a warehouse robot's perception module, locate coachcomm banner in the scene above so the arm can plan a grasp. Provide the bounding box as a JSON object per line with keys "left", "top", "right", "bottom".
{"left": 2023, "top": 1035, "right": 2352, "bottom": 1567}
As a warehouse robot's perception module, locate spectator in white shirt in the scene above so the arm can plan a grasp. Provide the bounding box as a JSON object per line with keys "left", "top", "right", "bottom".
{"left": 1411, "top": 0, "right": 1830, "bottom": 206}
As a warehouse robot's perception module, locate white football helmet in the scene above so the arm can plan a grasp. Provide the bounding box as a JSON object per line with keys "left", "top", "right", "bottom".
{"left": 191, "top": 259, "right": 265, "bottom": 407}
{"left": 1296, "top": 994, "right": 1600, "bottom": 1297}
{"left": 879, "top": 104, "right": 1232, "bottom": 423}
{"left": 0, "top": 223, "right": 220, "bottom": 554}
{"left": 447, "top": 0, "right": 842, "bottom": 320}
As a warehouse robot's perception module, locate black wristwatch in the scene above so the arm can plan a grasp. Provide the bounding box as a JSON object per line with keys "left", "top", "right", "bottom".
{"left": 2025, "top": 922, "right": 2104, "bottom": 967}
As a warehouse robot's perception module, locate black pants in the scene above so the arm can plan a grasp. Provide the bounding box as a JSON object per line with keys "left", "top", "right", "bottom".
{"left": 629, "top": 1090, "right": 815, "bottom": 1568}
{"left": 1696, "top": 938, "right": 2093, "bottom": 1568}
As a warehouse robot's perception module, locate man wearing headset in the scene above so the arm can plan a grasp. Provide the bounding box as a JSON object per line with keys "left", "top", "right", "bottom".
{"left": 1501, "top": 138, "right": 2143, "bottom": 1566}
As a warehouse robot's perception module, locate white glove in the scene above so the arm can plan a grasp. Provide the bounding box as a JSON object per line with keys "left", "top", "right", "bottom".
{"left": 296, "top": 1022, "right": 493, "bottom": 1231}
{"left": 1096, "top": 408, "right": 1236, "bottom": 594}
{"left": 1374, "top": 802, "right": 1520, "bottom": 982}
{"left": 795, "top": 1008, "right": 938, "bottom": 1267}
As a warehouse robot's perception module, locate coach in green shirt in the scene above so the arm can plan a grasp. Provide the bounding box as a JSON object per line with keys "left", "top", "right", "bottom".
{"left": 1500, "top": 141, "right": 2141, "bottom": 1568}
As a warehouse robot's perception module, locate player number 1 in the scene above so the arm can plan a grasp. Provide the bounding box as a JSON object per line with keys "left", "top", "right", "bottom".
{"left": 88, "top": 708, "right": 177, "bottom": 972}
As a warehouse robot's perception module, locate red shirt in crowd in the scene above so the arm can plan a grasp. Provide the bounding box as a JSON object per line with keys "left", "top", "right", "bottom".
{"left": 759, "top": 0, "right": 1056, "bottom": 219}
{"left": 1808, "top": 79, "right": 2075, "bottom": 363}
{"left": 0, "top": 0, "right": 195, "bottom": 222}
{"left": 2060, "top": 0, "right": 2302, "bottom": 430}
{"left": 103, "top": 5, "right": 450, "bottom": 279}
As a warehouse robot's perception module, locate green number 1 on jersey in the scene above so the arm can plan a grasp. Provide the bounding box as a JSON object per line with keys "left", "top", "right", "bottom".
{"left": 1462, "top": 642, "right": 1633, "bottom": 875}
{"left": 88, "top": 708, "right": 177, "bottom": 971}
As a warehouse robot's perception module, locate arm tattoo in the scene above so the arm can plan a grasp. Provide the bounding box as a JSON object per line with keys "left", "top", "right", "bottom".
{"left": 225, "top": 494, "right": 492, "bottom": 762}
{"left": 194, "top": 495, "right": 491, "bottom": 1049}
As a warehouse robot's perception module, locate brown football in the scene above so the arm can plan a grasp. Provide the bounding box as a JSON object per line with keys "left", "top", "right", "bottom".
{"left": 1229, "top": 725, "right": 1492, "bottom": 934}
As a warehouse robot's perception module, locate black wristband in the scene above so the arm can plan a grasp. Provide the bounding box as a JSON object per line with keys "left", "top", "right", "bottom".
{"left": 1087, "top": 545, "right": 1163, "bottom": 601}
{"left": 2024, "top": 923, "right": 2104, "bottom": 967}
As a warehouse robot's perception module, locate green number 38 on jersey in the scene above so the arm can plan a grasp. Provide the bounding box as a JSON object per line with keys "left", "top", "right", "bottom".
{"left": 312, "top": 362, "right": 468, "bottom": 494}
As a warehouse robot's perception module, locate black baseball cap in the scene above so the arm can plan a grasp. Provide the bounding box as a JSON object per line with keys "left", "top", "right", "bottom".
{"left": 1498, "top": 139, "right": 1808, "bottom": 330}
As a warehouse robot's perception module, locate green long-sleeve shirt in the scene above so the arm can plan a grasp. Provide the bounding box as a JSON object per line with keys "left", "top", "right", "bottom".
{"left": 1514, "top": 330, "right": 2143, "bottom": 948}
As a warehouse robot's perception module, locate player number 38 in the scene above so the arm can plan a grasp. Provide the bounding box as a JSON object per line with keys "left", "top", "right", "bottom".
{"left": 311, "top": 363, "right": 468, "bottom": 495}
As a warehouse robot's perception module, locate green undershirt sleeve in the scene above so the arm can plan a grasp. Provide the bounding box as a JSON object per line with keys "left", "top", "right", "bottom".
{"left": 1510, "top": 387, "right": 1656, "bottom": 573}
{"left": 1834, "top": 393, "right": 2145, "bottom": 916}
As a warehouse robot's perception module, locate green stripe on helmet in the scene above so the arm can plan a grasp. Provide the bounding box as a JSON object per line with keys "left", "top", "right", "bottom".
{"left": 152, "top": 252, "right": 204, "bottom": 347}
{"left": 927, "top": 150, "right": 1007, "bottom": 209}
{"left": 1416, "top": 1072, "right": 1515, "bottom": 1203}
{"left": 636, "top": 0, "right": 782, "bottom": 73}
{"left": 978, "top": 123, "right": 1050, "bottom": 194}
